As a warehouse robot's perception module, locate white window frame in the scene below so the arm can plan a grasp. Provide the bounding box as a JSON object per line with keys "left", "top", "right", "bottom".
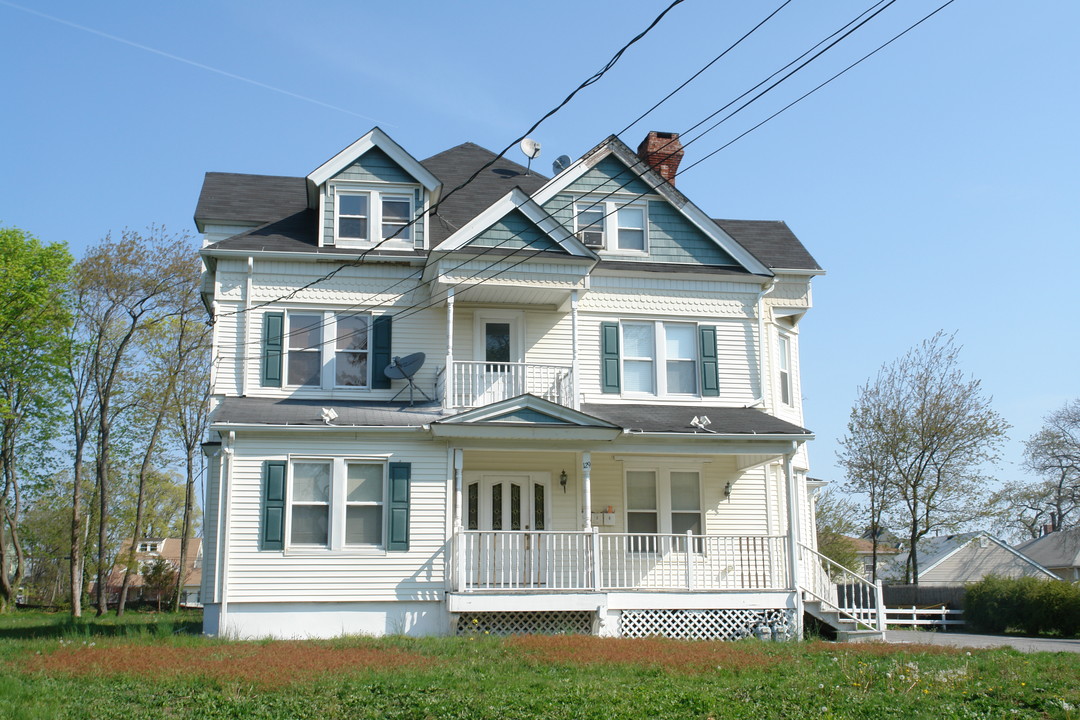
{"left": 621, "top": 461, "right": 705, "bottom": 549}
{"left": 331, "top": 182, "right": 419, "bottom": 248}
{"left": 619, "top": 320, "right": 699, "bottom": 398}
{"left": 285, "top": 456, "right": 390, "bottom": 553}
{"left": 572, "top": 197, "right": 649, "bottom": 254}
{"left": 285, "top": 311, "right": 372, "bottom": 391}
{"left": 380, "top": 194, "right": 413, "bottom": 243}
{"left": 777, "top": 332, "right": 792, "bottom": 407}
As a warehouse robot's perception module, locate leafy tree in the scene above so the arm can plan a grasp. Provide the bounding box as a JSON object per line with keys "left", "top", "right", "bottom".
{"left": 140, "top": 556, "right": 176, "bottom": 612}
{"left": 73, "top": 228, "right": 200, "bottom": 615}
{"left": 838, "top": 332, "right": 1009, "bottom": 584}
{"left": 0, "top": 227, "right": 73, "bottom": 612}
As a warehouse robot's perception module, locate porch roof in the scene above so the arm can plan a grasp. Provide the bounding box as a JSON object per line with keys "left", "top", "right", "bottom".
{"left": 210, "top": 397, "right": 442, "bottom": 428}
{"left": 580, "top": 404, "right": 810, "bottom": 436}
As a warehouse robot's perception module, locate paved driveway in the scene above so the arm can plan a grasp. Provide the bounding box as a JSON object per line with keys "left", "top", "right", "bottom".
{"left": 886, "top": 630, "right": 1080, "bottom": 653}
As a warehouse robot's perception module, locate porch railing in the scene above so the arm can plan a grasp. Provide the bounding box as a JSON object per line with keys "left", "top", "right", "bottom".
{"left": 798, "top": 542, "right": 885, "bottom": 633}
{"left": 451, "top": 361, "right": 573, "bottom": 408}
{"left": 454, "top": 530, "right": 789, "bottom": 593}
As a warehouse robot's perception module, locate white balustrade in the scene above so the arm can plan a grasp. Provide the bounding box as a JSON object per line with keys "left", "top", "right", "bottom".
{"left": 451, "top": 361, "right": 573, "bottom": 408}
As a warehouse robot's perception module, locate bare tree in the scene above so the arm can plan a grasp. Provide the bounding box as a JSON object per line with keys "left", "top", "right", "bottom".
{"left": 839, "top": 332, "right": 1009, "bottom": 584}
{"left": 75, "top": 228, "right": 200, "bottom": 615}
{"left": 991, "top": 401, "right": 1080, "bottom": 540}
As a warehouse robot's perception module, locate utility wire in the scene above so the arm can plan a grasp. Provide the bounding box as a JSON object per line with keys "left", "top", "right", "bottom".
{"left": 212, "top": 0, "right": 911, "bottom": 360}
{"left": 212, "top": 0, "right": 688, "bottom": 323}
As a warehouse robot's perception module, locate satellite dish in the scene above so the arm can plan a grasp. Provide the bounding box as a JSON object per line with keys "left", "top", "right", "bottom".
{"left": 552, "top": 154, "right": 572, "bottom": 174}
{"left": 384, "top": 353, "right": 432, "bottom": 406}
{"left": 519, "top": 138, "right": 542, "bottom": 159}
{"left": 384, "top": 352, "right": 426, "bottom": 380}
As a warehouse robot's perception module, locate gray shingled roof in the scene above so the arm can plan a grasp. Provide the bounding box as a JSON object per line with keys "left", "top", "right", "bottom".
{"left": 1016, "top": 527, "right": 1080, "bottom": 570}
{"left": 580, "top": 404, "right": 810, "bottom": 435}
{"left": 420, "top": 143, "right": 548, "bottom": 247}
{"left": 713, "top": 219, "right": 821, "bottom": 271}
{"left": 212, "top": 397, "right": 442, "bottom": 427}
{"left": 195, "top": 173, "right": 307, "bottom": 229}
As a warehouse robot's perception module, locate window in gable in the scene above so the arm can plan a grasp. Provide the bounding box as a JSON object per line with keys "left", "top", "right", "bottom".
{"left": 381, "top": 196, "right": 412, "bottom": 242}
{"left": 573, "top": 199, "right": 648, "bottom": 253}
{"left": 575, "top": 202, "right": 604, "bottom": 248}
{"left": 616, "top": 206, "right": 646, "bottom": 251}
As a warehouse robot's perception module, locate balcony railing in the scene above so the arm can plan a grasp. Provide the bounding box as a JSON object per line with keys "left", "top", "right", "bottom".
{"left": 453, "top": 530, "right": 790, "bottom": 593}
{"left": 451, "top": 361, "right": 574, "bottom": 408}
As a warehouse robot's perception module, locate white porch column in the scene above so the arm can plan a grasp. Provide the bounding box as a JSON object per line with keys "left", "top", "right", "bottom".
{"left": 784, "top": 449, "right": 804, "bottom": 634}
{"left": 571, "top": 289, "right": 580, "bottom": 410}
{"left": 581, "top": 451, "right": 592, "bottom": 530}
{"left": 452, "top": 448, "right": 465, "bottom": 592}
{"left": 445, "top": 287, "right": 455, "bottom": 411}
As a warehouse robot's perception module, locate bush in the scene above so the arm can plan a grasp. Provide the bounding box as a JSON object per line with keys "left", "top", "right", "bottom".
{"left": 965, "top": 575, "right": 1080, "bottom": 636}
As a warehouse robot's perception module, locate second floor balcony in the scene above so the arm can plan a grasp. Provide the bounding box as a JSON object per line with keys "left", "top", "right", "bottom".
{"left": 450, "top": 361, "right": 574, "bottom": 409}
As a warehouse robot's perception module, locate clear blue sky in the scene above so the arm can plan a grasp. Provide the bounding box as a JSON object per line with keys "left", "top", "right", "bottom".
{"left": 2, "top": 0, "right": 1077, "bottom": 497}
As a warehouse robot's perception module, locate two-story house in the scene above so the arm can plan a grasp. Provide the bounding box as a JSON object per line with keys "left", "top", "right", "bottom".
{"left": 196, "top": 128, "right": 882, "bottom": 641}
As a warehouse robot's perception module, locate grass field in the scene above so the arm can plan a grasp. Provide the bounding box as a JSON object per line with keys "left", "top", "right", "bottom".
{"left": 1, "top": 610, "right": 1078, "bottom": 719}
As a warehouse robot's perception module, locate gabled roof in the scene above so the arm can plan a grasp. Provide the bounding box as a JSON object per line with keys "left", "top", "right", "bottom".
{"left": 881, "top": 532, "right": 1059, "bottom": 581}
{"left": 1016, "top": 527, "right": 1080, "bottom": 570}
{"left": 437, "top": 394, "right": 618, "bottom": 428}
{"left": 531, "top": 136, "right": 773, "bottom": 277}
{"left": 420, "top": 143, "right": 548, "bottom": 247}
{"left": 307, "top": 127, "right": 442, "bottom": 203}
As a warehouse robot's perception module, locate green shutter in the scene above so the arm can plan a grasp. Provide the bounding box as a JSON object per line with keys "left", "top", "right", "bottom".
{"left": 261, "top": 312, "right": 284, "bottom": 387}
{"left": 387, "top": 462, "right": 411, "bottom": 550}
{"left": 372, "top": 315, "right": 392, "bottom": 389}
{"left": 699, "top": 325, "right": 719, "bottom": 397}
{"left": 601, "top": 322, "right": 620, "bottom": 393}
{"left": 261, "top": 461, "right": 286, "bottom": 550}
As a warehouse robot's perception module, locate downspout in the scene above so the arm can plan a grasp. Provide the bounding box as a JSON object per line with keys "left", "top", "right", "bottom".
{"left": 218, "top": 431, "right": 235, "bottom": 636}
{"left": 241, "top": 257, "right": 253, "bottom": 395}
{"left": 784, "top": 447, "right": 804, "bottom": 636}
{"left": 746, "top": 278, "right": 777, "bottom": 408}
{"left": 452, "top": 448, "right": 464, "bottom": 593}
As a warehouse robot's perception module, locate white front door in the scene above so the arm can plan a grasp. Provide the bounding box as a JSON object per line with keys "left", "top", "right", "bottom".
{"left": 473, "top": 313, "right": 523, "bottom": 405}
{"left": 466, "top": 474, "right": 548, "bottom": 587}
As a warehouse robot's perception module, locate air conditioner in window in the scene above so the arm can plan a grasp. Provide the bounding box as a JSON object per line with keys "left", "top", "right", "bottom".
{"left": 577, "top": 231, "right": 604, "bottom": 248}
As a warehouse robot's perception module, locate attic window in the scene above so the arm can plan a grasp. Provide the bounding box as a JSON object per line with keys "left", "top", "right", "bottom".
{"left": 138, "top": 541, "right": 159, "bottom": 553}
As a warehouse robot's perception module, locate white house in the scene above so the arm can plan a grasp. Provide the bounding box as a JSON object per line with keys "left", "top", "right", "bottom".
{"left": 196, "top": 128, "right": 880, "bottom": 640}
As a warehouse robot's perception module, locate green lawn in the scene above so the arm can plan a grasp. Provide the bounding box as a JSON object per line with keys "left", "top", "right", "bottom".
{"left": 1, "top": 610, "right": 1078, "bottom": 719}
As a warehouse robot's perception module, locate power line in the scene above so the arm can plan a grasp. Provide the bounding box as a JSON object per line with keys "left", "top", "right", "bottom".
{"left": 211, "top": 0, "right": 919, "bottom": 360}
{"left": 212, "top": 0, "right": 688, "bottom": 324}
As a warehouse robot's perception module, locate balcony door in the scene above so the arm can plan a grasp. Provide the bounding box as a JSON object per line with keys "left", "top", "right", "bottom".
{"left": 473, "top": 312, "right": 523, "bottom": 405}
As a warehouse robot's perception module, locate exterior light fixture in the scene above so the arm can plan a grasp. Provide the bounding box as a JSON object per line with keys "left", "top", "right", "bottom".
{"left": 560, "top": 470, "right": 568, "bottom": 493}
{"left": 723, "top": 481, "right": 732, "bottom": 497}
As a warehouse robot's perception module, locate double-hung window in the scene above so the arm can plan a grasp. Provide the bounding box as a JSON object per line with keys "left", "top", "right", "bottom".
{"left": 573, "top": 199, "right": 648, "bottom": 252}
{"left": 621, "top": 321, "right": 698, "bottom": 396}
{"left": 624, "top": 467, "right": 703, "bottom": 551}
{"left": 777, "top": 334, "right": 792, "bottom": 406}
{"left": 288, "top": 459, "right": 385, "bottom": 549}
{"left": 333, "top": 186, "right": 415, "bottom": 246}
{"left": 285, "top": 312, "right": 371, "bottom": 389}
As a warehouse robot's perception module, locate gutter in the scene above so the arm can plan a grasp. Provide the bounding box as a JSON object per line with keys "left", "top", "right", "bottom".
{"left": 209, "top": 423, "right": 432, "bottom": 433}
{"left": 619, "top": 429, "right": 814, "bottom": 442}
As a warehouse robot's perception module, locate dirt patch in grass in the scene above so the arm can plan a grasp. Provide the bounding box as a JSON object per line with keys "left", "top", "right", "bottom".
{"left": 28, "top": 641, "right": 436, "bottom": 687}
{"left": 506, "top": 635, "right": 781, "bottom": 674}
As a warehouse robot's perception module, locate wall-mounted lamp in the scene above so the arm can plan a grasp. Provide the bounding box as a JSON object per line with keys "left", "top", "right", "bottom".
{"left": 560, "top": 470, "right": 568, "bottom": 493}
{"left": 723, "top": 481, "right": 733, "bottom": 498}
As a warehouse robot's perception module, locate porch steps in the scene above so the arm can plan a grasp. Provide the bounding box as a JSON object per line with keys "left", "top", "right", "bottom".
{"left": 803, "top": 599, "right": 884, "bottom": 643}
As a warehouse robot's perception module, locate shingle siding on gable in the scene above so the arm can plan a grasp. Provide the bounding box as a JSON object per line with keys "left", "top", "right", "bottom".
{"left": 471, "top": 210, "right": 560, "bottom": 251}
{"left": 566, "top": 156, "right": 653, "bottom": 196}
{"left": 320, "top": 147, "right": 425, "bottom": 247}
{"left": 542, "top": 194, "right": 574, "bottom": 227}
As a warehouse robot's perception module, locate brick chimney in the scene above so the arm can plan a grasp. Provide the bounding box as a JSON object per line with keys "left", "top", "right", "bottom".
{"left": 637, "top": 131, "right": 684, "bottom": 186}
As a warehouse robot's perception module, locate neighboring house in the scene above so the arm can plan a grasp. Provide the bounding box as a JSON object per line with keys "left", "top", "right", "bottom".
{"left": 1016, "top": 527, "right": 1080, "bottom": 581}
{"left": 845, "top": 536, "right": 901, "bottom": 580}
{"left": 106, "top": 538, "right": 203, "bottom": 606}
{"left": 878, "top": 532, "right": 1058, "bottom": 585}
{"left": 197, "top": 127, "right": 863, "bottom": 640}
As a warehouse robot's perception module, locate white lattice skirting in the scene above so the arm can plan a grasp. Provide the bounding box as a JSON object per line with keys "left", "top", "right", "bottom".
{"left": 620, "top": 608, "right": 797, "bottom": 641}
{"left": 455, "top": 611, "right": 595, "bottom": 636}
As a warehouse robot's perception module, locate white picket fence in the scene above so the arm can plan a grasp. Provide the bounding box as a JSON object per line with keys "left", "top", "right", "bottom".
{"left": 848, "top": 606, "right": 964, "bottom": 628}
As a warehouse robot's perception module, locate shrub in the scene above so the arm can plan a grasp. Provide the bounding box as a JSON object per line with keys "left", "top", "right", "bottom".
{"left": 965, "top": 575, "right": 1080, "bottom": 636}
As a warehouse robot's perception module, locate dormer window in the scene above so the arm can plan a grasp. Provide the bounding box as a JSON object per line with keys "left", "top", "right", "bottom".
{"left": 337, "top": 193, "right": 369, "bottom": 240}
{"left": 381, "top": 196, "right": 412, "bottom": 242}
